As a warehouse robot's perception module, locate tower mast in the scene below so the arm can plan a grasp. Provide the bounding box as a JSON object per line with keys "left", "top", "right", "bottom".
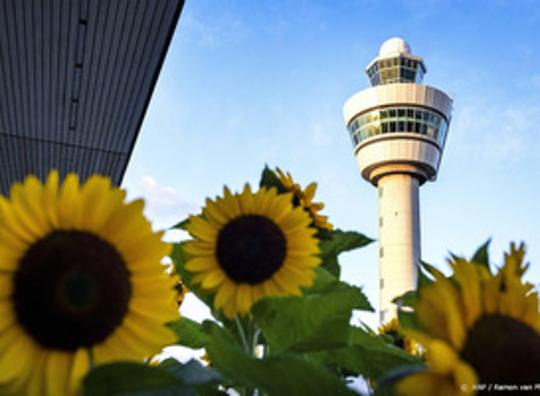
{"left": 343, "top": 38, "right": 453, "bottom": 323}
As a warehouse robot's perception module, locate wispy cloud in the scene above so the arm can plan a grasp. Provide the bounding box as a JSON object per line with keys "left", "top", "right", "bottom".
{"left": 128, "top": 176, "right": 198, "bottom": 232}
{"left": 532, "top": 75, "right": 540, "bottom": 89}
{"left": 179, "top": 13, "right": 249, "bottom": 48}
{"left": 451, "top": 101, "right": 540, "bottom": 163}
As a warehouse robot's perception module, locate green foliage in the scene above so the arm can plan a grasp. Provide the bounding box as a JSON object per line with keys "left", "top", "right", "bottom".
{"left": 251, "top": 269, "right": 372, "bottom": 353}
{"left": 312, "top": 327, "right": 422, "bottom": 381}
{"left": 319, "top": 229, "right": 373, "bottom": 277}
{"left": 397, "top": 309, "right": 423, "bottom": 332}
{"left": 392, "top": 290, "right": 416, "bottom": 309}
{"left": 158, "top": 359, "right": 224, "bottom": 394}
{"left": 203, "top": 321, "right": 356, "bottom": 396}
{"left": 83, "top": 360, "right": 221, "bottom": 396}
{"left": 169, "top": 317, "right": 209, "bottom": 349}
{"left": 374, "top": 364, "right": 426, "bottom": 396}
{"left": 158, "top": 168, "right": 407, "bottom": 395}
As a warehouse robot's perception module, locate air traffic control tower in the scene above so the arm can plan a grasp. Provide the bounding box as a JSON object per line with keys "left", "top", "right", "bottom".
{"left": 342, "top": 38, "right": 452, "bottom": 323}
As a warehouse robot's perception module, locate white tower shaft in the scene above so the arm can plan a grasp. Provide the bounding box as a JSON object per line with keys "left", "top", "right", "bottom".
{"left": 342, "top": 37, "right": 452, "bottom": 324}
{"left": 377, "top": 174, "right": 420, "bottom": 323}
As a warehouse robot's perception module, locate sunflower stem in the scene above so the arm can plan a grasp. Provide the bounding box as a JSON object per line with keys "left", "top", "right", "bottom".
{"left": 252, "top": 328, "right": 261, "bottom": 357}
{"left": 235, "top": 317, "right": 250, "bottom": 354}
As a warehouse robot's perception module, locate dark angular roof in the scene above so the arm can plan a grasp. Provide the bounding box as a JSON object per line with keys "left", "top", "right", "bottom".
{"left": 0, "top": 0, "right": 184, "bottom": 194}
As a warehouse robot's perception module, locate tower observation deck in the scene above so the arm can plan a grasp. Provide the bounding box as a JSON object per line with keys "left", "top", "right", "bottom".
{"left": 342, "top": 37, "right": 453, "bottom": 323}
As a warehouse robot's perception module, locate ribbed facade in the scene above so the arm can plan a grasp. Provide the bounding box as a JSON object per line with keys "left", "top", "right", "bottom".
{"left": 0, "top": 0, "right": 184, "bottom": 194}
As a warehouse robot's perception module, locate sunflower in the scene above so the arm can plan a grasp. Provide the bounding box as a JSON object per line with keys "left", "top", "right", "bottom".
{"left": 183, "top": 184, "right": 320, "bottom": 318}
{"left": 274, "top": 168, "right": 333, "bottom": 231}
{"left": 378, "top": 318, "right": 419, "bottom": 356}
{"left": 397, "top": 244, "right": 540, "bottom": 396}
{"left": 0, "top": 171, "right": 178, "bottom": 396}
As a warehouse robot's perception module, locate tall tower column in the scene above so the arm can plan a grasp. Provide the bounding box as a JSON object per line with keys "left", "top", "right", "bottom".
{"left": 377, "top": 174, "right": 420, "bottom": 323}
{"left": 342, "top": 37, "right": 453, "bottom": 323}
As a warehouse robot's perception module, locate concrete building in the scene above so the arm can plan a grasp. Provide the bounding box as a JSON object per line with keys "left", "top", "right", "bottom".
{"left": 343, "top": 38, "right": 453, "bottom": 323}
{"left": 0, "top": 0, "right": 184, "bottom": 194}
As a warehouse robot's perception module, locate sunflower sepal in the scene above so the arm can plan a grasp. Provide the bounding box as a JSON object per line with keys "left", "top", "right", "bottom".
{"left": 170, "top": 217, "right": 190, "bottom": 231}
{"left": 397, "top": 308, "right": 424, "bottom": 334}
{"left": 470, "top": 238, "right": 491, "bottom": 271}
{"left": 416, "top": 260, "right": 435, "bottom": 289}
{"left": 259, "top": 165, "right": 289, "bottom": 194}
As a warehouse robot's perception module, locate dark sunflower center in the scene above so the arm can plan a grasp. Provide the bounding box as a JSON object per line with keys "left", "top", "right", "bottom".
{"left": 14, "top": 230, "right": 131, "bottom": 351}
{"left": 461, "top": 314, "right": 540, "bottom": 394}
{"left": 216, "top": 215, "right": 286, "bottom": 284}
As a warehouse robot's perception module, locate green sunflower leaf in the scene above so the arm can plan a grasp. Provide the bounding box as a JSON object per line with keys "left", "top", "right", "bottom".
{"left": 320, "top": 229, "right": 374, "bottom": 257}
{"left": 159, "top": 359, "right": 223, "bottom": 392}
{"left": 391, "top": 290, "right": 416, "bottom": 309}
{"left": 396, "top": 309, "right": 423, "bottom": 333}
{"left": 203, "top": 321, "right": 356, "bottom": 396}
{"left": 259, "top": 165, "right": 288, "bottom": 193}
{"left": 471, "top": 239, "right": 491, "bottom": 271}
{"left": 83, "top": 362, "right": 194, "bottom": 396}
{"left": 374, "top": 364, "right": 426, "bottom": 396}
{"left": 311, "top": 327, "right": 422, "bottom": 382}
{"left": 319, "top": 229, "right": 373, "bottom": 277}
{"left": 168, "top": 317, "right": 209, "bottom": 349}
{"left": 251, "top": 275, "right": 373, "bottom": 354}
{"left": 309, "top": 267, "right": 340, "bottom": 291}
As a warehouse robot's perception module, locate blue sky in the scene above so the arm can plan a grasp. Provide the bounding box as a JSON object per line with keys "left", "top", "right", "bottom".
{"left": 123, "top": 0, "right": 540, "bottom": 327}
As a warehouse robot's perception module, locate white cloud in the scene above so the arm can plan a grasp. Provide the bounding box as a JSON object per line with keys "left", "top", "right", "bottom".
{"left": 128, "top": 176, "right": 198, "bottom": 232}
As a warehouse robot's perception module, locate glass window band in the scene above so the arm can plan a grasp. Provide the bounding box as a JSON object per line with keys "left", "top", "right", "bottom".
{"left": 348, "top": 106, "right": 448, "bottom": 147}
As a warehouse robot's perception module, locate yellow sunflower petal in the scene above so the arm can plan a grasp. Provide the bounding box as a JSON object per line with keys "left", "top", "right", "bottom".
{"left": 68, "top": 349, "right": 90, "bottom": 396}
{"left": 214, "top": 281, "right": 236, "bottom": 309}
{"left": 43, "top": 169, "right": 60, "bottom": 227}
{"left": 185, "top": 256, "right": 218, "bottom": 272}
{"left": 186, "top": 216, "right": 218, "bottom": 242}
{"left": 57, "top": 173, "right": 82, "bottom": 228}
{"left": 45, "top": 351, "right": 71, "bottom": 396}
